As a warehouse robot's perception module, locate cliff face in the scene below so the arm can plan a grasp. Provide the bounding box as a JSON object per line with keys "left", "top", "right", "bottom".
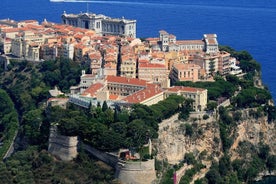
{"left": 155, "top": 110, "right": 276, "bottom": 181}
{"left": 230, "top": 110, "right": 276, "bottom": 160}
{"left": 155, "top": 114, "right": 222, "bottom": 164}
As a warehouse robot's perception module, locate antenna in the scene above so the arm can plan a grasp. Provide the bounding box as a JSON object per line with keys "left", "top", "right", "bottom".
{"left": 86, "top": 2, "right": 89, "bottom": 13}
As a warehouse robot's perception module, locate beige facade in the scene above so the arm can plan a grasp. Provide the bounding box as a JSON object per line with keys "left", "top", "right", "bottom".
{"left": 104, "top": 62, "right": 117, "bottom": 76}
{"left": 11, "top": 37, "right": 23, "bottom": 57}
{"left": 218, "top": 51, "right": 231, "bottom": 75}
{"left": 193, "top": 54, "right": 219, "bottom": 76}
{"left": 138, "top": 62, "right": 169, "bottom": 84}
{"left": 106, "top": 76, "right": 145, "bottom": 97}
{"left": 120, "top": 56, "right": 136, "bottom": 78}
{"left": 165, "top": 86, "right": 207, "bottom": 111}
{"left": 11, "top": 30, "right": 46, "bottom": 60}
{"left": 39, "top": 44, "right": 58, "bottom": 60}
{"left": 27, "top": 44, "right": 40, "bottom": 61}
{"left": 170, "top": 63, "right": 201, "bottom": 83}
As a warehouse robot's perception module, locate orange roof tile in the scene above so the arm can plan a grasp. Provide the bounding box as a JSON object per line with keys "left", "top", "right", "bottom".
{"left": 109, "top": 94, "right": 119, "bottom": 100}
{"left": 2, "top": 28, "right": 20, "bottom": 33}
{"left": 106, "top": 76, "right": 147, "bottom": 86}
{"left": 123, "top": 84, "right": 163, "bottom": 103}
{"left": 138, "top": 59, "right": 149, "bottom": 63}
{"left": 81, "top": 83, "right": 104, "bottom": 97}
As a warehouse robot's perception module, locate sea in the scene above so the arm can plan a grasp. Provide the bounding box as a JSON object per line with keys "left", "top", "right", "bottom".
{"left": 0, "top": 0, "right": 276, "bottom": 182}
{"left": 1, "top": 0, "right": 276, "bottom": 102}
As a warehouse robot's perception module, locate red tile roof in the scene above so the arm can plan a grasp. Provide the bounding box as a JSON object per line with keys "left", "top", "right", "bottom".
{"left": 106, "top": 76, "right": 147, "bottom": 86}
{"left": 81, "top": 83, "right": 104, "bottom": 97}
{"left": 123, "top": 84, "right": 163, "bottom": 103}
{"left": 109, "top": 94, "right": 119, "bottom": 100}
{"left": 138, "top": 59, "right": 149, "bottom": 63}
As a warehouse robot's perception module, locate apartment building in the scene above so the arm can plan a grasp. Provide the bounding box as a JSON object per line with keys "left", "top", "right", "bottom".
{"left": 120, "top": 55, "right": 136, "bottom": 78}
{"left": 218, "top": 51, "right": 231, "bottom": 75}
{"left": 193, "top": 53, "right": 219, "bottom": 76}
{"left": 170, "top": 63, "right": 201, "bottom": 83}
{"left": 138, "top": 62, "right": 169, "bottom": 84}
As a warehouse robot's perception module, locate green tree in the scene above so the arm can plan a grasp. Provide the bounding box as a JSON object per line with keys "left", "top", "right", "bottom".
{"left": 127, "top": 119, "right": 149, "bottom": 147}
{"left": 219, "top": 155, "right": 232, "bottom": 176}
{"left": 102, "top": 101, "right": 108, "bottom": 112}
{"left": 184, "top": 153, "right": 196, "bottom": 165}
{"left": 266, "top": 155, "right": 276, "bottom": 172}
{"left": 258, "top": 144, "right": 270, "bottom": 160}
{"left": 206, "top": 101, "right": 217, "bottom": 111}
{"left": 22, "top": 109, "right": 43, "bottom": 144}
{"left": 184, "top": 124, "right": 193, "bottom": 137}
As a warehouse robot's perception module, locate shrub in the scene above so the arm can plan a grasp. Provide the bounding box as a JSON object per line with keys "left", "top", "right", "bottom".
{"left": 203, "top": 114, "right": 209, "bottom": 120}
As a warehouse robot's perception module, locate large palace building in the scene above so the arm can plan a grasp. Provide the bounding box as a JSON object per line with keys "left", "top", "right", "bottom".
{"left": 61, "top": 11, "right": 136, "bottom": 38}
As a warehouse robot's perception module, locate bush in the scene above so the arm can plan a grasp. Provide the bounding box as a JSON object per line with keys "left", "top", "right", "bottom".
{"left": 203, "top": 114, "right": 209, "bottom": 120}
{"left": 184, "top": 153, "right": 196, "bottom": 165}
{"left": 185, "top": 124, "right": 193, "bottom": 137}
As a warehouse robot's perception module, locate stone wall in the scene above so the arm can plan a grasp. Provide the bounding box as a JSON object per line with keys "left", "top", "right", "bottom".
{"left": 117, "top": 159, "right": 156, "bottom": 184}
{"left": 83, "top": 143, "right": 156, "bottom": 184}
{"left": 83, "top": 144, "right": 118, "bottom": 168}
{"left": 48, "top": 126, "right": 78, "bottom": 161}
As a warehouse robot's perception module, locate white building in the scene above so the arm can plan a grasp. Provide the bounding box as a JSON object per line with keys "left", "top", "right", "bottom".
{"left": 61, "top": 12, "right": 136, "bottom": 38}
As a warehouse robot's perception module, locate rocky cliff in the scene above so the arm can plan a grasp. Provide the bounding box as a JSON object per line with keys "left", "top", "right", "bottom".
{"left": 230, "top": 110, "right": 276, "bottom": 160}
{"left": 154, "top": 109, "right": 276, "bottom": 182}
{"left": 155, "top": 114, "right": 222, "bottom": 165}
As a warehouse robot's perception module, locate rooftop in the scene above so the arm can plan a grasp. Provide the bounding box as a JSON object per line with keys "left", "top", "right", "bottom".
{"left": 106, "top": 76, "right": 147, "bottom": 87}
{"left": 168, "top": 86, "right": 206, "bottom": 93}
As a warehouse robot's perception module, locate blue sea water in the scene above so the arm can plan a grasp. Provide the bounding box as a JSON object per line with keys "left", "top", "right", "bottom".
{"left": 0, "top": 0, "right": 276, "bottom": 102}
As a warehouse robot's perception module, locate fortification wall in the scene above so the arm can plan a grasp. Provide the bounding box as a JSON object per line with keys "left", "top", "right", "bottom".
{"left": 117, "top": 159, "right": 156, "bottom": 184}
{"left": 48, "top": 126, "right": 78, "bottom": 161}
{"left": 83, "top": 144, "right": 118, "bottom": 167}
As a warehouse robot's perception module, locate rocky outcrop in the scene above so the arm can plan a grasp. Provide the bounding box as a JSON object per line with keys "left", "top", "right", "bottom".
{"left": 155, "top": 109, "right": 276, "bottom": 183}
{"left": 230, "top": 110, "right": 276, "bottom": 160}
{"left": 48, "top": 126, "right": 78, "bottom": 161}
{"left": 155, "top": 114, "right": 221, "bottom": 165}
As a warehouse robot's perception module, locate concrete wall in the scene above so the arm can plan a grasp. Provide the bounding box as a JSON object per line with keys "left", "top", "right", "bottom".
{"left": 48, "top": 126, "right": 78, "bottom": 161}
{"left": 117, "top": 159, "right": 156, "bottom": 184}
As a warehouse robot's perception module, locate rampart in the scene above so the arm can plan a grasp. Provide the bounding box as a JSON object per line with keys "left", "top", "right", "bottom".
{"left": 83, "top": 143, "right": 156, "bottom": 184}
{"left": 48, "top": 126, "right": 78, "bottom": 161}
{"left": 116, "top": 159, "right": 156, "bottom": 184}
{"left": 83, "top": 144, "right": 118, "bottom": 167}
